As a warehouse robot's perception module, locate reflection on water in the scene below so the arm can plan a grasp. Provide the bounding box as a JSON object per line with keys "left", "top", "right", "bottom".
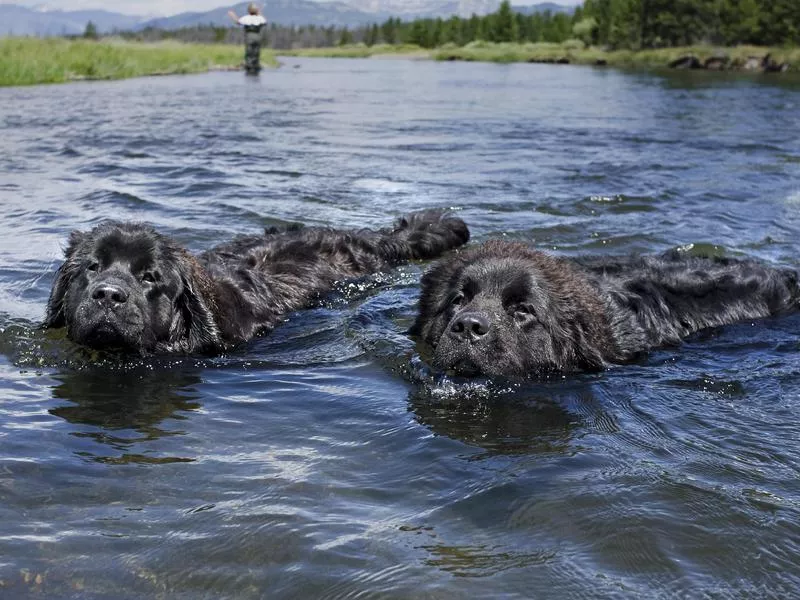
{"left": 409, "top": 383, "right": 582, "bottom": 456}
{"left": 50, "top": 368, "right": 203, "bottom": 464}
{"left": 0, "top": 59, "right": 799, "bottom": 597}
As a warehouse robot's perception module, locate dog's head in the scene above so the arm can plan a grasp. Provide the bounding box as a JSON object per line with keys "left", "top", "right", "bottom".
{"left": 45, "top": 222, "right": 220, "bottom": 354}
{"left": 411, "top": 241, "right": 612, "bottom": 378}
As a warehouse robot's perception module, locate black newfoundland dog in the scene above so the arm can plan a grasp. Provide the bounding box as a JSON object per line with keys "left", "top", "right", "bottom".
{"left": 411, "top": 240, "right": 800, "bottom": 378}
{"left": 45, "top": 210, "right": 468, "bottom": 354}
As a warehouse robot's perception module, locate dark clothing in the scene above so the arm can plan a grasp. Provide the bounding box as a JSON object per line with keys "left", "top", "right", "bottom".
{"left": 244, "top": 29, "right": 262, "bottom": 74}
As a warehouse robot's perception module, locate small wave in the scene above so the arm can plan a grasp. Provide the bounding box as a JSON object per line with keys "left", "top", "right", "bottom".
{"left": 350, "top": 178, "right": 415, "bottom": 193}
{"left": 59, "top": 145, "right": 82, "bottom": 158}
{"left": 664, "top": 376, "right": 747, "bottom": 399}
{"left": 575, "top": 194, "right": 658, "bottom": 216}
{"left": 785, "top": 190, "right": 800, "bottom": 205}
{"left": 166, "top": 166, "right": 225, "bottom": 179}
{"left": 257, "top": 169, "right": 304, "bottom": 178}
{"left": 112, "top": 150, "right": 154, "bottom": 159}
{"left": 177, "top": 182, "right": 224, "bottom": 197}
{"left": 77, "top": 162, "right": 133, "bottom": 176}
{"left": 81, "top": 189, "right": 160, "bottom": 211}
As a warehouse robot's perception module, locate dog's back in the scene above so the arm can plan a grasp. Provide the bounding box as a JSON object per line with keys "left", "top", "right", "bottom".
{"left": 198, "top": 210, "right": 469, "bottom": 347}
{"left": 580, "top": 252, "right": 800, "bottom": 356}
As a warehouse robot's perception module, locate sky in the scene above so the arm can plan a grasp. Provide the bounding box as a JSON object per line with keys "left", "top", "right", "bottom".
{"left": 2, "top": 0, "right": 582, "bottom": 17}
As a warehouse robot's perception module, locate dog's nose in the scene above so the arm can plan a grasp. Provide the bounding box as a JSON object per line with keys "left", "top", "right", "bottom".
{"left": 91, "top": 283, "right": 128, "bottom": 306}
{"left": 450, "top": 312, "right": 490, "bottom": 339}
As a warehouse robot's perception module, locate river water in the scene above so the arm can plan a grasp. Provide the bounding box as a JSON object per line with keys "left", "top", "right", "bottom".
{"left": 1, "top": 57, "right": 799, "bottom": 598}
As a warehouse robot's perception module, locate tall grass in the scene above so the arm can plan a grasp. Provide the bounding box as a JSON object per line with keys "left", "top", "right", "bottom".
{"left": 0, "top": 38, "right": 278, "bottom": 86}
{"left": 288, "top": 40, "right": 799, "bottom": 70}
{"left": 435, "top": 41, "right": 800, "bottom": 69}
{"left": 3, "top": 38, "right": 796, "bottom": 86}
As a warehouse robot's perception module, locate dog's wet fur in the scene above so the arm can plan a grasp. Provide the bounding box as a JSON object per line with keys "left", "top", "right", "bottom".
{"left": 45, "top": 210, "right": 469, "bottom": 354}
{"left": 411, "top": 240, "right": 800, "bottom": 378}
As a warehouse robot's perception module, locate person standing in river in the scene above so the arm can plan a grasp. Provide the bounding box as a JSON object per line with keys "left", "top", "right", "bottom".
{"left": 228, "top": 3, "right": 267, "bottom": 75}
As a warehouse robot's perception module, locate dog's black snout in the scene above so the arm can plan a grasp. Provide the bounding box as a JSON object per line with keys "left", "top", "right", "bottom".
{"left": 450, "top": 312, "right": 491, "bottom": 339}
{"left": 91, "top": 283, "right": 128, "bottom": 306}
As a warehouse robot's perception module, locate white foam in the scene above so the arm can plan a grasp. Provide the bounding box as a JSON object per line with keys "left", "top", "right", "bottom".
{"left": 785, "top": 190, "right": 800, "bottom": 205}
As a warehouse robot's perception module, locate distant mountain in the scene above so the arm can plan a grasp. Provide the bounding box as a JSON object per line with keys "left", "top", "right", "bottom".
{"left": 0, "top": 0, "right": 574, "bottom": 37}
{"left": 513, "top": 2, "right": 574, "bottom": 15}
{"left": 0, "top": 4, "right": 145, "bottom": 36}
{"left": 138, "top": 0, "right": 383, "bottom": 30}
{"left": 137, "top": 0, "right": 572, "bottom": 30}
{"left": 343, "top": 0, "right": 500, "bottom": 18}
{"left": 342, "top": 1, "right": 572, "bottom": 17}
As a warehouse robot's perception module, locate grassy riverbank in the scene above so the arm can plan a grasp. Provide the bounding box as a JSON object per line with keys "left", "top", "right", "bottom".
{"left": 287, "top": 41, "right": 799, "bottom": 71}
{"left": 281, "top": 44, "right": 430, "bottom": 59}
{"left": 3, "top": 38, "right": 795, "bottom": 87}
{"left": 0, "top": 38, "right": 278, "bottom": 86}
{"left": 433, "top": 42, "right": 800, "bottom": 69}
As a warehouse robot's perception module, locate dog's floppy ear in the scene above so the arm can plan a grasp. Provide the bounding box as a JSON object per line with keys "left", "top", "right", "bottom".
{"left": 168, "top": 250, "right": 222, "bottom": 353}
{"left": 45, "top": 230, "right": 88, "bottom": 328}
{"left": 409, "top": 255, "right": 465, "bottom": 337}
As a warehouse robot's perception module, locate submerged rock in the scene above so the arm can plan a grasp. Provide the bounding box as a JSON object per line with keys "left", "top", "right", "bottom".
{"left": 668, "top": 55, "right": 702, "bottom": 69}
{"left": 704, "top": 55, "right": 729, "bottom": 70}
{"left": 741, "top": 56, "right": 762, "bottom": 71}
{"left": 762, "top": 53, "right": 789, "bottom": 73}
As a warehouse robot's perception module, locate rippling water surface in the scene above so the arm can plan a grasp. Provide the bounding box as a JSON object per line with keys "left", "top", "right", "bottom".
{"left": 1, "top": 58, "right": 800, "bottom": 598}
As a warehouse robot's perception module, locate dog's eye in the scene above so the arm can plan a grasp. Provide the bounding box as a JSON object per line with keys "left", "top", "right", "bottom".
{"left": 141, "top": 271, "right": 160, "bottom": 284}
{"left": 513, "top": 305, "right": 537, "bottom": 323}
{"left": 87, "top": 262, "right": 99, "bottom": 272}
{"left": 450, "top": 292, "right": 465, "bottom": 307}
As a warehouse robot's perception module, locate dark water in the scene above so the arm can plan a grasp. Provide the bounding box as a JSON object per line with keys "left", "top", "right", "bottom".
{"left": 1, "top": 58, "right": 800, "bottom": 598}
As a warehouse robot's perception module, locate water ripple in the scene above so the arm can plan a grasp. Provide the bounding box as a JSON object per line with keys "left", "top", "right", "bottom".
{"left": 0, "top": 60, "right": 799, "bottom": 598}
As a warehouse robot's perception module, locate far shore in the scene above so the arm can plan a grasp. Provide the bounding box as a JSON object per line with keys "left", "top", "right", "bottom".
{"left": 282, "top": 42, "right": 799, "bottom": 73}
{"left": 1, "top": 38, "right": 797, "bottom": 87}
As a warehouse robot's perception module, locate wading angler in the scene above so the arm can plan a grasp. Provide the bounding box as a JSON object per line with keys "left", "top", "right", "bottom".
{"left": 229, "top": 3, "right": 267, "bottom": 75}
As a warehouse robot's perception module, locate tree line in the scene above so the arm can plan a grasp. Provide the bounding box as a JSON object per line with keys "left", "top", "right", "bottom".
{"left": 583, "top": 0, "right": 799, "bottom": 48}
{"left": 113, "top": 0, "right": 799, "bottom": 49}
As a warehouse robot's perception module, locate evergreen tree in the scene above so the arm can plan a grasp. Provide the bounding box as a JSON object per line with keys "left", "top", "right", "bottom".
{"left": 515, "top": 13, "right": 529, "bottom": 42}
{"left": 442, "top": 16, "right": 460, "bottom": 44}
{"left": 407, "top": 20, "right": 431, "bottom": 47}
{"left": 606, "top": 0, "right": 642, "bottom": 48}
{"left": 470, "top": 14, "right": 485, "bottom": 41}
{"left": 720, "top": 0, "right": 761, "bottom": 45}
{"left": 491, "top": 0, "right": 520, "bottom": 42}
{"left": 431, "top": 18, "right": 445, "bottom": 47}
{"left": 643, "top": 0, "right": 717, "bottom": 47}
{"left": 364, "top": 23, "right": 380, "bottom": 46}
{"left": 527, "top": 13, "right": 544, "bottom": 42}
{"left": 759, "top": 0, "right": 800, "bottom": 45}
{"left": 542, "top": 11, "right": 573, "bottom": 43}
{"left": 117, "top": 0, "right": 800, "bottom": 52}
{"left": 83, "top": 21, "right": 98, "bottom": 39}
{"left": 381, "top": 17, "right": 398, "bottom": 45}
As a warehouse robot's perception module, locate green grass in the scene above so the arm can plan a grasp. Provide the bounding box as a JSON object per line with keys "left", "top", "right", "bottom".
{"left": 0, "top": 38, "right": 278, "bottom": 86}
{"left": 287, "top": 40, "right": 799, "bottom": 70}
{"left": 4, "top": 38, "right": 796, "bottom": 86}
{"left": 433, "top": 41, "right": 800, "bottom": 69}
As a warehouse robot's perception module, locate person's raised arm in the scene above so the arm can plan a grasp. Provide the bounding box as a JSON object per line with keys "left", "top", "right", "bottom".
{"left": 227, "top": 10, "right": 240, "bottom": 24}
